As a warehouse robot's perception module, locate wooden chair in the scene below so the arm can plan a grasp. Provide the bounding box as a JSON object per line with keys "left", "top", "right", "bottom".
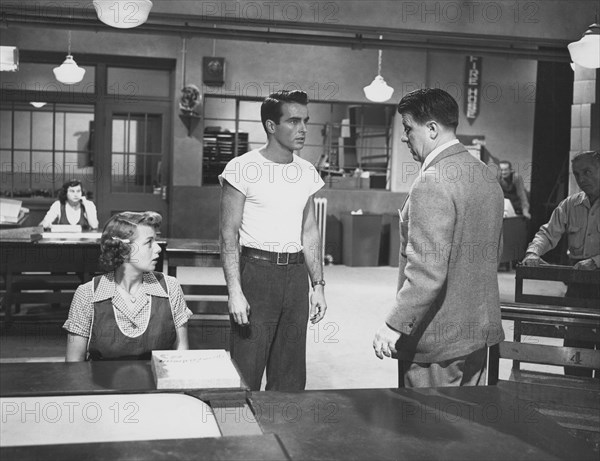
{"left": 489, "top": 302, "right": 600, "bottom": 451}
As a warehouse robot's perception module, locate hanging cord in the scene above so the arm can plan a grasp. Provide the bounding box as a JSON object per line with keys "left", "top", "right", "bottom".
{"left": 212, "top": 24, "right": 217, "bottom": 56}
{"left": 377, "top": 35, "right": 383, "bottom": 76}
{"left": 67, "top": 29, "right": 72, "bottom": 56}
{"left": 181, "top": 36, "right": 187, "bottom": 87}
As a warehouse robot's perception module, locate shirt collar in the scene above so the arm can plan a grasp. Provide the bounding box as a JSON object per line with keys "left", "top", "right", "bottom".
{"left": 574, "top": 191, "right": 591, "bottom": 208}
{"left": 422, "top": 139, "right": 460, "bottom": 171}
{"left": 92, "top": 271, "right": 168, "bottom": 302}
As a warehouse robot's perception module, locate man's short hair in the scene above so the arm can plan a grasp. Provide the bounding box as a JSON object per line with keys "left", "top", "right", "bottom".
{"left": 261, "top": 90, "right": 309, "bottom": 133}
{"left": 499, "top": 161, "right": 512, "bottom": 169}
{"left": 572, "top": 150, "right": 600, "bottom": 166}
{"left": 397, "top": 88, "right": 459, "bottom": 131}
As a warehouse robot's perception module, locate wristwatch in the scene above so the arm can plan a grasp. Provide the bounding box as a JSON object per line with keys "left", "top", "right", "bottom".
{"left": 311, "top": 279, "right": 326, "bottom": 288}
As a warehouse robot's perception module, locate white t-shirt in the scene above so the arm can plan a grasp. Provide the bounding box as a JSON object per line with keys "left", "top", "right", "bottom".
{"left": 219, "top": 150, "right": 324, "bottom": 252}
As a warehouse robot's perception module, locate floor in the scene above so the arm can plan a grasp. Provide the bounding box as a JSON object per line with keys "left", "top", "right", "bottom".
{"left": 0, "top": 265, "right": 567, "bottom": 389}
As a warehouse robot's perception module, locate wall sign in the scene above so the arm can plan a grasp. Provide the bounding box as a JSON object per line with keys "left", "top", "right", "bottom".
{"left": 465, "top": 56, "right": 482, "bottom": 125}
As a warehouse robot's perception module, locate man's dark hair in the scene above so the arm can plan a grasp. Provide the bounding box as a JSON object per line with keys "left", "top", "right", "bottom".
{"left": 572, "top": 150, "right": 600, "bottom": 166}
{"left": 261, "top": 90, "right": 309, "bottom": 133}
{"left": 499, "top": 160, "right": 513, "bottom": 169}
{"left": 397, "top": 88, "right": 459, "bottom": 131}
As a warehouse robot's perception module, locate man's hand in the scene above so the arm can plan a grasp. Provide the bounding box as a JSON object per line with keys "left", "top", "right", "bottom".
{"left": 574, "top": 258, "right": 597, "bottom": 271}
{"left": 373, "top": 324, "right": 401, "bottom": 360}
{"left": 522, "top": 253, "right": 549, "bottom": 266}
{"left": 522, "top": 210, "right": 531, "bottom": 219}
{"left": 309, "top": 286, "right": 327, "bottom": 324}
{"left": 228, "top": 291, "right": 250, "bottom": 325}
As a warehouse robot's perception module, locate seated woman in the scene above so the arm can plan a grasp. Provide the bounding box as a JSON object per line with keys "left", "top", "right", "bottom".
{"left": 40, "top": 179, "right": 99, "bottom": 229}
{"left": 64, "top": 211, "right": 192, "bottom": 361}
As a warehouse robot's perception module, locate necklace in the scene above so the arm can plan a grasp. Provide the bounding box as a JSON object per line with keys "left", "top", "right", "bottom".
{"left": 117, "top": 284, "right": 142, "bottom": 304}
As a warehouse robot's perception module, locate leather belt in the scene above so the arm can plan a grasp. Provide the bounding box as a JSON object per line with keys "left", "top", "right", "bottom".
{"left": 241, "top": 246, "right": 305, "bottom": 265}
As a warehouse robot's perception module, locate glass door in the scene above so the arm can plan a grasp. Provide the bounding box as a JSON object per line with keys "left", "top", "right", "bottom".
{"left": 98, "top": 101, "right": 170, "bottom": 233}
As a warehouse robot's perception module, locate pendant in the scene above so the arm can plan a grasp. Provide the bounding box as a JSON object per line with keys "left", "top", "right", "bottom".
{"left": 130, "top": 296, "right": 137, "bottom": 303}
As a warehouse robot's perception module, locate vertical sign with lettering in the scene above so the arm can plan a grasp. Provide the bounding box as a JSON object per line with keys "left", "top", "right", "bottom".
{"left": 465, "top": 56, "right": 482, "bottom": 125}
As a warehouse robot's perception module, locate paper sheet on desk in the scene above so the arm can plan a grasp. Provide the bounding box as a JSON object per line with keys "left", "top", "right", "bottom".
{"left": 0, "top": 394, "right": 221, "bottom": 446}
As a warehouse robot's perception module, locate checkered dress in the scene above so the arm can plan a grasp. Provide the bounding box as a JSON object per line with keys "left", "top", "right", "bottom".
{"left": 63, "top": 272, "right": 192, "bottom": 338}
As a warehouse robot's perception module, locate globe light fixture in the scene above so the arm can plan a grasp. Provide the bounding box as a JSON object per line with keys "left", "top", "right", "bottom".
{"left": 93, "top": 0, "right": 153, "bottom": 29}
{"left": 363, "top": 38, "right": 394, "bottom": 103}
{"left": 568, "top": 23, "right": 600, "bottom": 69}
{"left": 53, "top": 31, "right": 85, "bottom": 85}
{"left": 30, "top": 102, "right": 47, "bottom": 108}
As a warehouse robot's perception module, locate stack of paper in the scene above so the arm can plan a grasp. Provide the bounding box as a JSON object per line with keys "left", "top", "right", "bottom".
{"left": 151, "top": 349, "right": 242, "bottom": 390}
{"left": 0, "top": 198, "right": 22, "bottom": 223}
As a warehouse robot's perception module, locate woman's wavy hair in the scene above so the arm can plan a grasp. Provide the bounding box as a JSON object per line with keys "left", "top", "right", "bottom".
{"left": 99, "top": 211, "right": 162, "bottom": 271}
{"left": 58, "top": 179, "right": 84, "bottom": 204}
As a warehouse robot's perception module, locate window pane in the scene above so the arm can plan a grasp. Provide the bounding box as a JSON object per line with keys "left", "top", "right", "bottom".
{"left": 32, "top": 111, "right": 53, "bottom": 150}
{"left": 13, "top": 112, "right": 31, "bottom": 149}
{"left": 0, "top": 111, "right": 12, "bottom": 149}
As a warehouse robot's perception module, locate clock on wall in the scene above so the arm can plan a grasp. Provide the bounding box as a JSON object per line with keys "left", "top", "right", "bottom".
{"left": 203, "top": 57, "right": 225, "bottom": 86}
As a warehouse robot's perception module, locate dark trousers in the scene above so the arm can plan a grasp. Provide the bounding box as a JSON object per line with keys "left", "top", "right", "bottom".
{"left": 230, "top": 256, "right": 309, "bottom": 391}
{"left": 397, "top": 348, "right": 488, "bottom": 388}
{"left": 564, "top": 283, "right": 600, "bottom": 378}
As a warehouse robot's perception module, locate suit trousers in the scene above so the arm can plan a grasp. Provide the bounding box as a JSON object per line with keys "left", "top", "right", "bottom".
{"left": 230, "top": 255, "right": 309, "bottom": 391}
{"left": 398, "top": 347, "right": 488, "bottom": 388}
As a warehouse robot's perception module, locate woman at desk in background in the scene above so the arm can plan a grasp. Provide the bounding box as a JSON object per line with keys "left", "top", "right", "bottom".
{"left": 40, "top": 179, "right": 99, "bottom": 229}
{"left": 64, "top": 211, "right": 192, "bottom": 361}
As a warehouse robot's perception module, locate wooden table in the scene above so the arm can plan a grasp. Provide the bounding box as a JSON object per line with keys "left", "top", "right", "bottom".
{"left": 0, "top": 227, "right": 164, "bottom": 323}
{"left": 0, "top": 361, "right": 596, "bottom": 460}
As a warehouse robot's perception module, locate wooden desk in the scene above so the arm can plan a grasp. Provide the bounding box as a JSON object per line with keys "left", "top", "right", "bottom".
{"left": 164, "top": 238, "right": 221, "bottom": 275}
{"left": 1, "top": 361, "right": 595, "bottom": 460}
{"left": 0, "top": 227, "right": 164, "bottom": 323}
{"left": 500, "top": 216, "right": 527, "bottom": 266}
{"left": 252, "top": 386, "right": 596, "bottom": 460}
{"left": 164, "top": 238, "right": 230, "bottom": 350}
{"left": 0, "top": 360, "right": 284, "bottom": 460}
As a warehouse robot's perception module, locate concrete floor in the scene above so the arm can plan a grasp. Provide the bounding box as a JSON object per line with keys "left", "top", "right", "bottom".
{"left": 0, "top": 265, "right": 567, "bottom": 388}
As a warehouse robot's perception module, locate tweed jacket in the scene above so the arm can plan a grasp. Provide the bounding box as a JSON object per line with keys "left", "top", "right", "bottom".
{"left": 386, "top": 143, "right": 505, "bottom": 363}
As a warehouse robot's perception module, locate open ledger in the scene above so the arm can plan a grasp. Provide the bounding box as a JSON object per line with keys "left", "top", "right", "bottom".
{"left": 151, "top": 349, "right": 243, "bottom": 390}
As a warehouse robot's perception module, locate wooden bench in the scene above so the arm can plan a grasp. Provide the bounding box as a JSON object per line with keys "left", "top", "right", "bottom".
{"left": 512, "top": 264, "right": 600, "bottom": 370}
{"left": 489, "top": 302, "right": 600, "bottom": 451}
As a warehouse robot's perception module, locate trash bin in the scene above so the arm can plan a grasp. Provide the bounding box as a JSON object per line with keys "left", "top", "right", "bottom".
{"left": 341, "top": 213, "right": 383, "bottom": 266}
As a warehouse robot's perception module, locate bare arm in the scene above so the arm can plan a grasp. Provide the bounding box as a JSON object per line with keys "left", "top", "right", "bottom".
{"left": 65, "top": 333, "right": 88, "bottom": 362}
{"left": 302, "top": 195, "right": 327, "bottom": 324}
{"left": 81, "top": 197, "right": 99, "bottom": 229}
{"left": 219, "top": 180, "right": 250, "bottom": 325}
{"left": 40, "top": 201, "right": 60, "bottom": 228}
{"left": 174, "top": 325, "right": 189, "bottom": 350}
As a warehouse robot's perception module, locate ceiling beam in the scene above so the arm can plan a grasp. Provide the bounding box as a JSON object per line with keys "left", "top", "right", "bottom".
{"left": 0, "top": 4, "right": 570, "bottom": 62}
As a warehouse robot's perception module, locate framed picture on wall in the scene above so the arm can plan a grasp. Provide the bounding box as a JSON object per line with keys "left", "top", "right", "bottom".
{"left": 203, "top": 57, "right": 225, "bottom": 86}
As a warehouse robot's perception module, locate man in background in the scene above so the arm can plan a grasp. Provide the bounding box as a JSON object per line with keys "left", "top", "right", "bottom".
{"left": 498, "top": 160, "right": 531, "bottom": 219}
{"left": 522, "top": 150, "right": 600, "bottom": 377}
{"left": 373, "top": 88, "right": 505, "bottom": 388}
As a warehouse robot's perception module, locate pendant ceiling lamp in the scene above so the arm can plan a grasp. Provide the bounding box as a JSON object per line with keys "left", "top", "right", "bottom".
{"left": 53, "top": 31, "right": 85, "bottom": 85}
{"left": 93, "top": 0, "right": 153, "bottom": 29}
{"left": 363, "top": 36, "right": 394, "bottom": 103}
{"left": 568, "top": 23, "right": 600, "bottom": 69}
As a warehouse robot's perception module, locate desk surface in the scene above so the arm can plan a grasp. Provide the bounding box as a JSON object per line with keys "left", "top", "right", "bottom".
{"left": 252, "top": 387, "right": 597, "bottom": 461}
{"left": 0, "top": 362, "right": 595, "bottom": 460}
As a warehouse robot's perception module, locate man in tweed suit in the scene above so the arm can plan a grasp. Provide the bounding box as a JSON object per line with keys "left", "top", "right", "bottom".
{"left": 373, "top": 88, "right": 505, "bottom": 388}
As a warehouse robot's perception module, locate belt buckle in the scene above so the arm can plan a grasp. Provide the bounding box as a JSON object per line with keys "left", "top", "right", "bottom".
{"left": 276, "top": 252, "right": 289, "bottom": 265}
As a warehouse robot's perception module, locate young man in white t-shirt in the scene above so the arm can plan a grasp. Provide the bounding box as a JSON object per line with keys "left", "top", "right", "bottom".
{"left": 219, "top": 90, "right": 327, "bottom": 391}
